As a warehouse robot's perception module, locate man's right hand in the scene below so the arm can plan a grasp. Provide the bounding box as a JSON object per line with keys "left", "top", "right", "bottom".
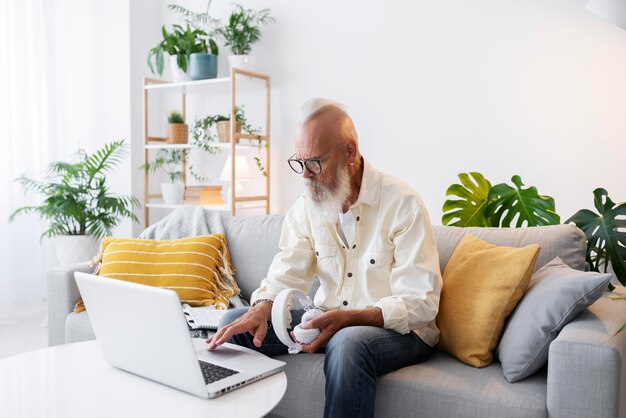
{"left": 205, "top": 301, "right": 273, "bottom": 350}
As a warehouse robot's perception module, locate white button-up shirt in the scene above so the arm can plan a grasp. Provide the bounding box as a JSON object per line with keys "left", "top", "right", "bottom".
{"left": 251, "top": 160, "right": 443, "bottom": 346}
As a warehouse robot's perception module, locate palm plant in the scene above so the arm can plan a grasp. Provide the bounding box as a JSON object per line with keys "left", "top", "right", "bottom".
{"left": 218, "top": 4, "right": 275, "bottom": 55}
{"left": 168, "top": 1, "right": 221, "bottom": 41}
{"left": 10, "top": 140, "right": 140, "bottom": 240}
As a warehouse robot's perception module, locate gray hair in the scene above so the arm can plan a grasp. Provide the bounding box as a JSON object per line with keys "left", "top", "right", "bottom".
{"left": 298, "top": 98, "right": 348, "bottom": 125}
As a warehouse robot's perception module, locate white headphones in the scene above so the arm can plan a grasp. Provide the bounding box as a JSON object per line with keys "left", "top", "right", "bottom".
{"left": 271, "top": 288, "right": 323, "bottom": 354}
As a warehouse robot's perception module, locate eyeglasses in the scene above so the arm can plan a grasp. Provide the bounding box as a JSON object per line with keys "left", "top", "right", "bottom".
{"left": 287, "top": 143, "right": 345, "bottom": 175}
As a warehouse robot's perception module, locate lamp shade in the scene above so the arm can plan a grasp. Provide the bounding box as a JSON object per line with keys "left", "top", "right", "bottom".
{"left": 220, "top": 155, "right": 251, "bottom": 182}
{"left": 586, "top": 0, "right": 626, "bottom": 29}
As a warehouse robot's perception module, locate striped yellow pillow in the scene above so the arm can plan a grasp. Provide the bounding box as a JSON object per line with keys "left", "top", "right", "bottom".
{"left": 74, "top": 234, "right": 239, "bottom": 313}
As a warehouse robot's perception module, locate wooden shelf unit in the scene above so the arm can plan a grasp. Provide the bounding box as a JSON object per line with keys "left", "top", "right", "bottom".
{"left": 142, "top": 68, "right": 271, "bottom": 227}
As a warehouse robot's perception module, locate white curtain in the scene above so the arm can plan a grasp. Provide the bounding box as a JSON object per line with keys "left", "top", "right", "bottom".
{"left": 0, "top": 0, "right": 77, "bottom": 312}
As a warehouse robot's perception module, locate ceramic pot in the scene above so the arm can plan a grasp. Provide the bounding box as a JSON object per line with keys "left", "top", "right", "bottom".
{"left": 161, "top": 182, "right": 184, "bottom": 205}
{"left": 169, "top": 55, "right": 191, "bottom": 82}
{"left": 189, "top": 53, "right": 218, "bottom": 80}
{"left": 227, "top": 55, "right": 255, "bottom": 71}
{"left": 54, "top": 235, "right": 100, "bottom": 265}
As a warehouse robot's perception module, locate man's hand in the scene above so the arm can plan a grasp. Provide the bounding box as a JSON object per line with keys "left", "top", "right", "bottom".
{"left": 298, "top": 307, "right": 385, "bottom": 353}
{"left": 206, "top": 301, "right": 272, "bottom": 350}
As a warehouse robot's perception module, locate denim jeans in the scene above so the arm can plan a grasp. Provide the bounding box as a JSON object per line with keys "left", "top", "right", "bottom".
{"left": 218, "top": 307, "right": 433, "bottom": 418}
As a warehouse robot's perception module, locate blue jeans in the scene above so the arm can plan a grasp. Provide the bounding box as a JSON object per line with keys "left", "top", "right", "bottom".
{"left": 219, "top": 307, "right": 433, "bottom": 418}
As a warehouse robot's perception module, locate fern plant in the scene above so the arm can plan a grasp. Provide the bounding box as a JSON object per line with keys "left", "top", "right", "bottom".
{"left": 168, "top": 1, "right": 221, "bottom": 40}
{"left": 9, "top": 140, "right": 140, "bottom": 240}
{"left": 141, "top": 149, "right": 186, "bottom": 183}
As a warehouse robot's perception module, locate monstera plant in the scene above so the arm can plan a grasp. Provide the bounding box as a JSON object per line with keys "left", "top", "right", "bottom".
{"left": 566, "top": 188, "right": 626, "bottom": 290}
{"left": 442, "top": 172, "right": 559, "bottom": 228}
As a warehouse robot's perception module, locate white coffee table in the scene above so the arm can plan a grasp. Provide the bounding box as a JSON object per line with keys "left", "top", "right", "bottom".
{"left": 0, "top": 339, "right": 287, "bottom": 418}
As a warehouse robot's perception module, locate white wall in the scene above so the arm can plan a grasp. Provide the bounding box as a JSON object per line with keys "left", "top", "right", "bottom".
{"left": 154, "top": 0, "right": 625, "bottom": 223}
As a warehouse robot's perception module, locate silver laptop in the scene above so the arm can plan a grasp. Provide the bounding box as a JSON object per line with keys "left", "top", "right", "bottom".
{"left": 74, "top": 272, "right": 285, "bottom": 399}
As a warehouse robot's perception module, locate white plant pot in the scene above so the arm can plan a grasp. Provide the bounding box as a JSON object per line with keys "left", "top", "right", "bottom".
{"left": 54, "top": 235, "right": 100, "bottom": 266}
{"left": 227, "top": 55, "right": 256, "bottom": 71}
{"left": 169, "top": 55, "right": 191, "bottom": 82}
{"left": 161, "top": 182, "right": 184, "bottom": 205}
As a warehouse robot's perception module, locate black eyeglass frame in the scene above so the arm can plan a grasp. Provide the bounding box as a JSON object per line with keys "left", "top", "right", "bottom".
{"left": 287, "top": 142, "right": 345, "bottom": 175}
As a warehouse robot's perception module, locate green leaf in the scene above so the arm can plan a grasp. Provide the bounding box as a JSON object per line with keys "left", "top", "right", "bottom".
{"left": 442, "top": 172, "right": 495, "bottom": 227}
{"left": 566, "top": 188, "right": 626, "bottom": 287}
{"left": 486, "top": 175, "right": 560, "bottom": 227}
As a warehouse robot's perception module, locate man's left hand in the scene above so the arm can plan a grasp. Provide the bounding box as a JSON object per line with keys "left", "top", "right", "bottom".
{"left": 297, "top": 307, "right": 385, "bottom": 352}
{"left": 298, "top": 310, "right": 346, "bottom": 353}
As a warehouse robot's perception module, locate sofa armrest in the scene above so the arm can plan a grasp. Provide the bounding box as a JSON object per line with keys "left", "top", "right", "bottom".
{"left": 547, "top": 291, "right": 626, "bottom": 418}
{"left": 47, "top": 262, "right": 92, "bottom": 346}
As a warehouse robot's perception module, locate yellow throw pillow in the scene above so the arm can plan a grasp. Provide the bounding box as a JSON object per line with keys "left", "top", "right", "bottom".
{"left": 74, "top": 234, "right": 239, "bottom": 313}
{"left": 437, "top": 233, "right": 540, "bottom": 368}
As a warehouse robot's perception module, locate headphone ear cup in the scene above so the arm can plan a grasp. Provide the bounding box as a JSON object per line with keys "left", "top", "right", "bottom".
{"left": 301, "top": 308, "right": 323, "bottom": 324}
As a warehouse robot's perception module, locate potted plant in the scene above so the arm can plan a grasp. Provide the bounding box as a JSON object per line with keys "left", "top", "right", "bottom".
{"left": 147, "top": 24, "right": 209, "bottom": 82}
{"left": 142, "top": 149, "right": 186, "bottom": 205}
{"left": 217, "top": 4, "right": 275, "bottom": 71}
{"left": 166, "top": 110, "right": 188, "bottom": 144}
{"left": 215, "top": 105, "right": 260, "bottom": 143}
{"left": 168, "top": 2, "right": 221, "bottom": 80}
{"left": 9, "top": 140, "right": 139, "bottom": 265}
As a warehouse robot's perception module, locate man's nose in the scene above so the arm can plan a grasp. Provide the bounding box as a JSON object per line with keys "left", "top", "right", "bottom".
{"left": 302, "top": 166, "right": 315, "bottom": 180}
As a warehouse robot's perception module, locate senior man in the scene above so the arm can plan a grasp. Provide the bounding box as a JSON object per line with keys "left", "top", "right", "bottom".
{"left": 207, "top": 98, "right": 442, "bottom": 418}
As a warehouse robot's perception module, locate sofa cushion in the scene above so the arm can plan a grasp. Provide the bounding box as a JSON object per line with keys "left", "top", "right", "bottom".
{"left": 270, "top": 351, "right": 547, "bottom": 418}
{"left": 74, "top": 234, "right": 239, "bottom": 313}
{"left": 65, "top": 311, "right": 96, "bottom": 344}
{"left": 432, "top": 224, "right": 586, "bottom": 273}
{"left": 437, "top": 234, "right": 540, "bottom": 367}
{"left": 497, "top": 256, "right": 611, "bottom": 382}
{"left": 223, "top": 214, "right": 285, "bottom": 301}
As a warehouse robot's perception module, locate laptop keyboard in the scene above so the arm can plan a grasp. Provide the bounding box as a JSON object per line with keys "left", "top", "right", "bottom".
{"left": 199, "top": 360, "right": 239, "bottom": 384}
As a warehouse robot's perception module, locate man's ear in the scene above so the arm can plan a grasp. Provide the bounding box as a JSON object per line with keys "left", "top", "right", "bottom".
{"left": 345, "top": 139, "right": 358, "bottom": 164}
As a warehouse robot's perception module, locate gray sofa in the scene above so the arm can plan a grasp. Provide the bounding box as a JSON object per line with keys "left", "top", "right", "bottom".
{"left": 47, "top": 214, "right": 626, "bottom": 418}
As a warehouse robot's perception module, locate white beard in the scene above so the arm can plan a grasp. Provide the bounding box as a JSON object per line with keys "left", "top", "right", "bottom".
{"left": 304, "top": 162, "right": 352, "bottom": 223}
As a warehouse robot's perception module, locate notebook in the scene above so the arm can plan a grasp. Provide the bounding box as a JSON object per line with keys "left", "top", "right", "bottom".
{"left": 182, "top": 304, "right": 228, "bottom": 330}
{"left": 74, "top": 272, "right": 285, "bottom": 399}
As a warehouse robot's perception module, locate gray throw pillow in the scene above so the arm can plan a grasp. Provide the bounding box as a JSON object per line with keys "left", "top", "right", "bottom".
{"left": 497, "top": 256, "right": 611, "bottom": 383}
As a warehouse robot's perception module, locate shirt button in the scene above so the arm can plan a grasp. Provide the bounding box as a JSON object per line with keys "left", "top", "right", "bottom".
{"left": 352, "top": 244, "right": 356, "bottom": 249}
{"left": 342, "top": 301, "right": 348, "bottom": 306}
{"left": 356, "top": 216, "right": 360, "bottom": 221}
{"left": 316, "top": 251, "right": 319, "bottom": 256}
{"left": 347, "top": 272, "right": 353, "bottom": 277}
{"left": 370, "top": 259, "right": 375, "bottom": 264}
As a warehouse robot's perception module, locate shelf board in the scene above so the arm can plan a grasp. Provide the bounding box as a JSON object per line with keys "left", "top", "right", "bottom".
{"left": 144, "top": 72, "right": 268, "bottom": 95}
{"left": 145, "top": 142, "right": 264, "bottom": 150}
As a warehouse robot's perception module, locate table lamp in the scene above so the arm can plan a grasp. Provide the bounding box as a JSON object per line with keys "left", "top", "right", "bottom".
{"left": 220, "top": 155, "right": 251, "bottom": 205}
{"left": 586, "top": 0, "right": 626, "bottom": 29}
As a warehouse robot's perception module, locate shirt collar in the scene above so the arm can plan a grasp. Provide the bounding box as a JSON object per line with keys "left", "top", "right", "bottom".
{"left": 351, "top": 158, "right": 380, "bottom": 209}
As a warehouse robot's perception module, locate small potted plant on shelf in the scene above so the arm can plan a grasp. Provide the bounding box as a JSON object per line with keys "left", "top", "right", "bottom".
{"left": 147, "top": 24, "right": 210, "bottom": 82}
{"left": 9, "top": 140, "right": 140, "bottom": 265}
{"left": 166, "top": 110, "right": 188, "bottom": 144}
{"left": 217, "top": 3, "right": 275, "bottom": 71}
{"left": 142, "top": 149, "right": 186, "bottom": 205}
{"left": 168, "top": 1, "right": 221, "bottom": 80}
{"left": 215, "top": 105, "right": 261, "bottom": 143}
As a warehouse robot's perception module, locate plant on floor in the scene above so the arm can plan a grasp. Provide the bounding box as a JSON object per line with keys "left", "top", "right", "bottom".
{"left": 217, "top": 4, "right": 275, "bottom": 55}
{"left": 442, "top": 172, "right": 559, "bottom": 228}
{"left": 565, "top": 188, "right": 626, "bottom": 290}
{"left": 147, "top": 24, "right": 211, "bottom": 77}
{"left": 9, "top": 140, "right": 140, "bottom": 239}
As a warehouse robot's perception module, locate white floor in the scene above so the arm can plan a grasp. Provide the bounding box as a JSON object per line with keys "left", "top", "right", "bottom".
{"left": 0, "top": 301, "right": 48, "bottom": 360}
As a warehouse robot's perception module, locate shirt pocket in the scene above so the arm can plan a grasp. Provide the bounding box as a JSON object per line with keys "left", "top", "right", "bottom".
{"left": 367, "top": 250, "right": 394, "bottom": 269}
{"left": 315, "top": 244, "right": 339, "bottom": 283}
